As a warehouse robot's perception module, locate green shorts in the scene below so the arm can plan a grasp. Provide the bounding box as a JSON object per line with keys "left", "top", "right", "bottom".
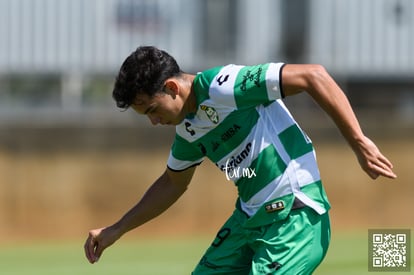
{"left": 192, "top": 206, "right": 330, "bottom": 275}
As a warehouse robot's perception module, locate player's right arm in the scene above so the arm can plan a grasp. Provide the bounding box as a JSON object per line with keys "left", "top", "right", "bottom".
{"left": 280, "top": 64, "right": 397, "bottom": 180}
{"left": 84, "top": 166, "right": 196, "bottom": 264}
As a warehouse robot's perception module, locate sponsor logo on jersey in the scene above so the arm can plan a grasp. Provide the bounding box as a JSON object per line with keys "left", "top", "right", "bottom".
{"left": 198, "top": 143, "right": 207, "bottom": 155}
{"left": 265, "top": 201, "right": 285, "bottom": 213}
{"left": 216, "top": 142, "right": 252, "bottom": 172}
{"left": 240, "top": 66, "right": 263, "bottom": 91}
{"left": 210, "top": 124, "right": 241, "bottom": 153}
{"left": 221, "top": 124, "right": 241, "bottom": 142}
{"left": 210, "top": 141, "right": 220, "bottom": 152}
{"left": 216, "top": 142, "right": 256, "bottom": 180}
{"left": 216, "top": 74, "right": 229, "bottom": 86}
{"left": 200, "top": 105, "right": 219, "bottom": 124}
{"left": 185, "top": 121, "right": 195, "bottom": 136}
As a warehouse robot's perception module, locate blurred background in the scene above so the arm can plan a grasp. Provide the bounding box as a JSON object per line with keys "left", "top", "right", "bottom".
{"left": 0, "top": 0, "right": 413, "bottom": 263}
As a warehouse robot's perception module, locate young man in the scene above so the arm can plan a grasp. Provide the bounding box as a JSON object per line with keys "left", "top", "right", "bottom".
{"left": 84, "top": 46, "right": 396, "bottom": 274}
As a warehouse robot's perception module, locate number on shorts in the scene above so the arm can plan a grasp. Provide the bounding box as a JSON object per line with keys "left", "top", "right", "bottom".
{"left": 212, "top": 228, "right": 231, "bottom": 247}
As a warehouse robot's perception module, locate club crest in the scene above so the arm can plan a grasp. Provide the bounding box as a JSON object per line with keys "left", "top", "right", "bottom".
{"left": 200, "top": 105, "right": 219, "bottom": 124}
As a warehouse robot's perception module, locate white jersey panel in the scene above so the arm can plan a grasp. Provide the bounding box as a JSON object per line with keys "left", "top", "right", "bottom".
{"left": 209, "top": 65, "right": 243, "bottom": 109}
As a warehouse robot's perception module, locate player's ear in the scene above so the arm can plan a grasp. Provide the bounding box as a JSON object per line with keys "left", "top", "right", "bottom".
{"left": 163, "top": 79, "right": 179, "bottom": 98}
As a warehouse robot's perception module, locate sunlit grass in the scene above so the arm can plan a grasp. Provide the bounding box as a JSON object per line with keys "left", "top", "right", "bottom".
{"left": 1, "top": 231, "right": 412, "bottom": 274}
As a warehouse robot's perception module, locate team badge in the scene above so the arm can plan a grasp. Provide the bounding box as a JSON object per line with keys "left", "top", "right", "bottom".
{"left": 200, "top": 105, "right": 219, "bottom": 124}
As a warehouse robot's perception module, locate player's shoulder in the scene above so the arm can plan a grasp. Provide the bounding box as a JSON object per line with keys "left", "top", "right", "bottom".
{"left": 196, "top": 64, "right": 242, "bottom": 85}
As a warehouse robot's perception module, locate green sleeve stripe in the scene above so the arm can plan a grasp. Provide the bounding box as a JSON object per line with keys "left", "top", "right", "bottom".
{"left": 234, "top": 64, "right": 271, "bottom": 108}
{"left": 171, "top": 134, "right": 204, "bottom": 161}
{"left": 236, "top": 145, "right": 287, "bottom": 202}
{"left": 278, "top": 125, "right": 314, "bottom": 159}
{"left": 199, "top": 108, "right": 259, "bottom": 163}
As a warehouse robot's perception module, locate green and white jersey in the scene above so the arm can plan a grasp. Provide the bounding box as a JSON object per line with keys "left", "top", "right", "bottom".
{"left": 168, "top": 63, "right": 330, "bottom": 227}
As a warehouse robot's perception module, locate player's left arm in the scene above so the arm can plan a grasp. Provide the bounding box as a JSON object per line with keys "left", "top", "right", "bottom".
{"left": 84, "top": 166, "right": 196, "bottom": 264}
{"left": 281, "top": 64, "right": 397, "bottom": 179}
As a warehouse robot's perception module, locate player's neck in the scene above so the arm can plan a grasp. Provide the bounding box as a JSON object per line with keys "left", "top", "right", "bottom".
{"left": 182, "top": 74, "right": 197, "bottom": 115}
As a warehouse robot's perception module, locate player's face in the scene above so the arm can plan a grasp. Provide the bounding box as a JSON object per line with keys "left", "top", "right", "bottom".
{"left": 131, "top": 92, "right": 185, "bottom": 126}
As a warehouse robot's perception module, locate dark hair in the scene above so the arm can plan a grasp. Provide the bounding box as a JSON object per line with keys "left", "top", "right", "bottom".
{"left": 112, "top": 46, "right": 181, "bottom": 109}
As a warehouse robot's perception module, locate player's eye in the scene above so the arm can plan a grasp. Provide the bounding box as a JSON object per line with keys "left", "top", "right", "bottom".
{"left": 149, "top": 106, "right": 157, "bottom": 114}
{"left": 145, "top": 105, "right": 157, "bottom": 115}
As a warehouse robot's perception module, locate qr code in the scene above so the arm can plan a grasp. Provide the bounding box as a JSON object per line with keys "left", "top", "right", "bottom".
{"left": 369, "top": 229, "right": 411, "bottom": 272}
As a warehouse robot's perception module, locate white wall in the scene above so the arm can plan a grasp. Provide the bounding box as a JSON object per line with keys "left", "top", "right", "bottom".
{"left": 308, "top": 0, "right": 414, "bottom": 77}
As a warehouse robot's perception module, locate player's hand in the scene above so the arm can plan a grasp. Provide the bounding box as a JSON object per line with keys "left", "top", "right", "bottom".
{"left": 84, "top": 226, "right": 121, "bottom": 264}
{"left": 354, "top": 136, "right": 397, "bottom": 179}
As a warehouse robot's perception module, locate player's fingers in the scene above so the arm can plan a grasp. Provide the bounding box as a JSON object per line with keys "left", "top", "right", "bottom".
{"left": 378, "top": 167, "right": 397, "bottom": 179}
{"left": 84, "top": 239, "right": 93, "bottom": 263}
{"left": 358, "top": 137, "right": 396, "bottom": 179}
{"left": 376, "top": 154, "right": 397, "bottom": 178}
{"left": 94, "top": 243, "right": 105, "bottom": 261}
{"left": 84, "top": 232, "right": 99, "bottom": 264}
{"left": 372, "top": 150, "right": 393, "bottom": 168}
{"left": 84, "top": 235, "right": 95, "bottom": 263}
{"left": 370, "top": 162, "right": 397, "bottom": 179}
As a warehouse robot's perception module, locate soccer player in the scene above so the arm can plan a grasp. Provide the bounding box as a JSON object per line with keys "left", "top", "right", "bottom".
{"left": 84, "top": 46, "right": 396, "bottom": 274}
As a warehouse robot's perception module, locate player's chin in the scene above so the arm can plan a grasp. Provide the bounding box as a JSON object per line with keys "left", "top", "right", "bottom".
{"left": 171, "top": 118, "right": 186, "bottom": 126}
{"left": 159, "top": 118, "right": 175, "bottom": 125}
{"left": 162, "top": 121, "right": 177, "bottom": 126}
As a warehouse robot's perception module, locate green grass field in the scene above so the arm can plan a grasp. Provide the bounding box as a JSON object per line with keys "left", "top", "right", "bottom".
{"left": 0, "top": 231, "right": 411, "bottom": 274}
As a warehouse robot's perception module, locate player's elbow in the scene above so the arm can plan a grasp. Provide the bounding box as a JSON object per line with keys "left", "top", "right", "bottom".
{"left": 303, "top": 64, "right": 335, "bottom": 94}
{"left": 282, "top": 64, "right": 331, "bottom": 96}
{"left": 306, "top": 64, "right": 330, "bottom": 86}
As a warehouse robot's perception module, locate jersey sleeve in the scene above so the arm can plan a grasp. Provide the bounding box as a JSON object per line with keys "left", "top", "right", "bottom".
{"left": 202, "top": 63, "right": 285, "bottom": 110}
{"left": 233, "top": 62, "right": 285, "bottom": 108}
{"left": 167, "top": 134, "right": 204, "bottom": 171}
